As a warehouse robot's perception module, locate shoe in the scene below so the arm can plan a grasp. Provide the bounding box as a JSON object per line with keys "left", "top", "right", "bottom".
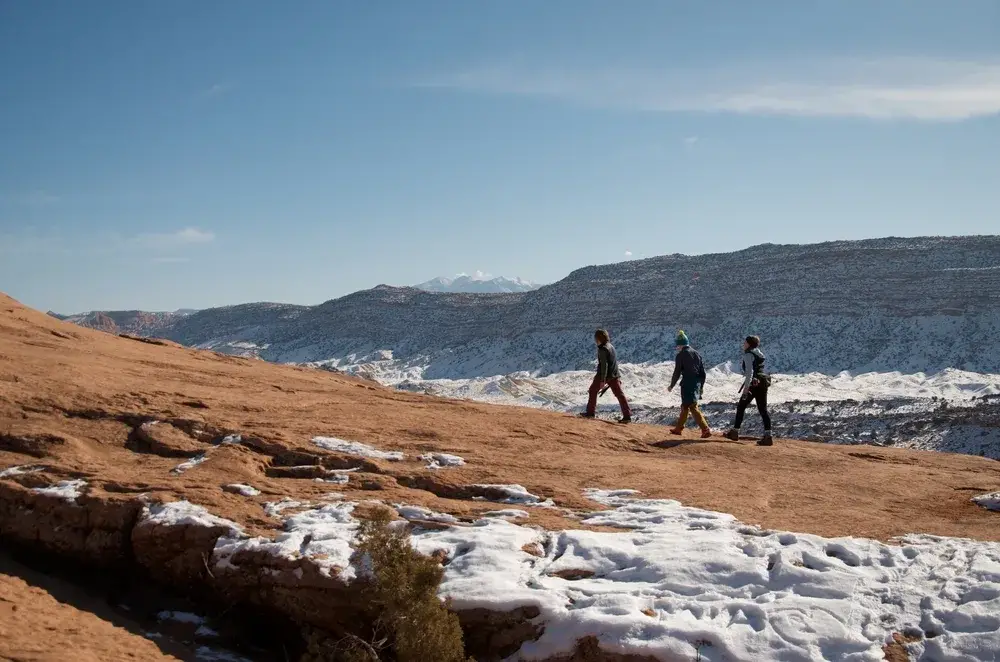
{"left": 618, "top": 416, "right": 632, "bottom": 424}
{"left": 725, "top": 429, "right": 740, "bottom": 441}
{"left": 700, "top": 429, "right": 712, "bottom": 439}
{"left": 578, "top": 412, "right": 595, "bottom": 419}
{"left": 670, "top": 427, "right": 683, "bottom": 436}
{"left": 757, "top": 433, "right": 773, "bottom": 446}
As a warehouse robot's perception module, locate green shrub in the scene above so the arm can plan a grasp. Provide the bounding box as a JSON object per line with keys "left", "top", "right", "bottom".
{"left": 305, "top": 507, "right": 470, "bottom": 662}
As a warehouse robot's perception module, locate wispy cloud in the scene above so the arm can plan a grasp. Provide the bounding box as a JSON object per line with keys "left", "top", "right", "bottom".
{"left": 133, "top": 227, "right": 215, "bottom": 249}
{"left": 416, "top": 57, "right": 1000, "bottom": 121}
{"left": 201, "top": 82, "right": 234, "bottom": 99}
{"left": 624, "top": 250, "right": 633, "bottom": 257}
{"left": 683, "top": 136, "right": 699, "bottom": 146}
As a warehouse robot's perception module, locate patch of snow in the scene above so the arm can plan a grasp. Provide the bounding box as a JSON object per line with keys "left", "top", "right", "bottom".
{"left": 141, "top": 501, "right": 244, "bottom": 537}
{"left": 420, "top": 452, "right": 466, "bottom": 470}
{"left": 312, "top": 437, "right": 405, "bottom": 461}
{"left": 395, "top": 505, "right": 459, "bottom": 524}
{"left": 194, "top": 646, "right": 254, "bottom": 662}
{"left": 224, "top": 483, "right": 261, "bottom": 497}
{"left": 315, "top": 471, "right": 350, "bottom": 485}
{"left": 195, "top": 625, "right": 220, "bottom": 638}
{"left": 215, "top": 502, "right": 358, "bottom": 581}
{"left": 31, "top": 479, "right": 87, "bottom": 502}
{"left": 157, "top": 610, "right": 205, "bottom": 625}
{"left": 482, "top": 509, "right": 530, "bottom": 520}
{"left": 408, "top": 490, "right": 1000, "bottom": 661}
{"left": 471, "top": 484, "right": 555, "bottom": 507}
{"left": 171, "top": 453, "right": 208, "bottom": 474}
{"left": 972, "top": 492, "right": 1000, "bottom": 512}
{"left": 264, "top": 498, "right": 311, "bottom": 517}
{"left": 0, "top": 465, "right": 43, "bottom": 478}
{"left": 219, "top": 434, "right": 242, "bottom": 445}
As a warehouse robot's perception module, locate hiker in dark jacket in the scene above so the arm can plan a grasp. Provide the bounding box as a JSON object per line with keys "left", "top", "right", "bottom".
{"left": 667, "top": 330, "right": 712, "bottom": 438}
{"left": 580, "top": 329, "right": 632, "bottom": 423}
{"left": 725, "top": 335, "right": 773, "bottom": 446}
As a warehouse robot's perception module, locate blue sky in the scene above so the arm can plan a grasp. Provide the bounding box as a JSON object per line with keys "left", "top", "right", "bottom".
{"left": 1, "top": 1, "right": 998, "bottom": 313}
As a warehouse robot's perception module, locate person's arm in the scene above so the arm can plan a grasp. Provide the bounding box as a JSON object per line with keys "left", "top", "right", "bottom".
{"left": 698, "top": 355, "right": 707, "bottom": 386}
{"left": 669, "top": 355, "right": 681, "bottom": 390}
{"left": 597, "top": 346, "right": 609, "bottom": 381}
{"left": 740, "top": 352, "right": 753, "bottom": 394}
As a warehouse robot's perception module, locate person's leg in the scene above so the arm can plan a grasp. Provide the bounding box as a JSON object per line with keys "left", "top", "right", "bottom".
{"left": 608, "top": 379, "right": 631, "bottom": 419}
{"left": 733, "top": 392, "right": 752, "bottom": 429}
{"left": 674, "top": 404, "right": 690, "bottom": 431}
{"left": 755, "top": 386, "right": 771, "bottom": 431}
{"left": 690, "top": 403, "right": 710, "bottom": 431}
{"left": 585, "top": 378, "right": 602, "bottom": 416}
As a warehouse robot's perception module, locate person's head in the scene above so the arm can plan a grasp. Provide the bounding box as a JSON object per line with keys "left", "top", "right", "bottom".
{"left": 595, "top": 329, "right": 610, "bottom": 345}
{"left": 744, "top": 335, "right": 760, "bottom": 352}
{"left": 675, "top": 329, "right": 690, "bottom": 351}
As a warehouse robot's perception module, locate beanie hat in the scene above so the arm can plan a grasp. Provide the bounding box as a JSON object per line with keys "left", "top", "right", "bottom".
{"left": 675, "top": 329, "right": 690, "bottom": 347}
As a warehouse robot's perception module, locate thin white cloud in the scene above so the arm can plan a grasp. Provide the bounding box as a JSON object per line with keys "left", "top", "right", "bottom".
{"left": 201, "top": 82, "right": 234, "bottom": 99}
{"left": 133, "top": 227, "right": 215, "bottom": 249}
{"left": 684, "top": 136, "right": 699, "bottom": 146}
{"left": 624, "top": 250, "right": 633, "bottom": 257}
{"left": 417, "top": 57, "right": 1000, "bottom": 121}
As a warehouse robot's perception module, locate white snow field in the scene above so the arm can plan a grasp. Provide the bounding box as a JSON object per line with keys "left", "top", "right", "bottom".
{"left": 147, "top": 487, "right": 1000, "bottom": 661}
{"left": 381, "top": 364, "right": 1000, "bottom": 411}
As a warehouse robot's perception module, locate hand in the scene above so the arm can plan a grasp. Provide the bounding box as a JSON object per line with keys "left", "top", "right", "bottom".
{"left": 667, "top": 386, "right": 673, "bottom": 393}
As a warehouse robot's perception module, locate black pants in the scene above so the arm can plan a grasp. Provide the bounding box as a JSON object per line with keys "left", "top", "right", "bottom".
{"left": 734, "top": 383, "right": 771, "bottom": 431}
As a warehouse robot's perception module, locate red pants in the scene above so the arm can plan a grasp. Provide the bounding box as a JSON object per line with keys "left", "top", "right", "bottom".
{"left": 587, "top": 377, "right": 631, "bottom": 417}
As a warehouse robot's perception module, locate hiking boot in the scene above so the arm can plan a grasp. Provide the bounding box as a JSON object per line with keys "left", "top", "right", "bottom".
{"left": 670, "top": 426, "right": 683, "bottom": 436}
{"left": 618, "top": 416, "right": 632, "bottom": 424}
{"left": 578, "top": 412, "right": 595, "bottom": 419}
{"left": 757, "top": 432, "right": 773, "bottom": 446}
{"left": 725, "top": 428, "right": 740, "bottom": 441}
{"left": 700, "top": 428, "right": 712, "bottom": 439}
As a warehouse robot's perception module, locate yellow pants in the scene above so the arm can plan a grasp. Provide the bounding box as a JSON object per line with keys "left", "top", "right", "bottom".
{"left": 675, "top": 403, "right": 709, "bottom": 431}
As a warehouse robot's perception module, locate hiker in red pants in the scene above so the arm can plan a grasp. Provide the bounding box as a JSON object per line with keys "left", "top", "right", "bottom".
{"left": 580, "top": 329, "right": 632, "bottom": 424}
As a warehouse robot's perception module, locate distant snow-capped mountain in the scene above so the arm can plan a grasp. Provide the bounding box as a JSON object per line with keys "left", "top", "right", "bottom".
{"left": 415, "top": 272, "right": 541, "bottom": 294}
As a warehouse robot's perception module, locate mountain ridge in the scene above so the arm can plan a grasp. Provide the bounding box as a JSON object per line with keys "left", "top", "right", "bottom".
{"left": 54, "top": 235, "right": 1000, "bottom": 378}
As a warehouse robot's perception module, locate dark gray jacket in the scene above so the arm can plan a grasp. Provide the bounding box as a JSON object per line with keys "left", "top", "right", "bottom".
{"left": 669, "top": 346, "right": 706, "bottom": 389}
{"left": 597, "top": 342, "right": 620, "bottom": 381}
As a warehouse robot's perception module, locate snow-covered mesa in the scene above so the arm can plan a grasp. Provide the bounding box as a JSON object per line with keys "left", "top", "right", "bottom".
{"left": 414, "top": 272, "right": 541, "bottom": 294}
{"left": 146, "top": 488, "right": 1000, "bottom": 661}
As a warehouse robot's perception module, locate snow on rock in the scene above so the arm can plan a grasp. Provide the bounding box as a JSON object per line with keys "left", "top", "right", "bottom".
{"left": 215, "top": 502, "right": 359, "bottom": 580}
{"left": 972, "top": 492, "right": 1000, "bottom": 512}
{"left": 312, "top": 437, "right": 405, "bottom": 461}
{"left": 263, "top": 498, "right": 311, "bottom": 518}
{"left": 470, "top": 484, "right": 555, "bottom": 507}
{"left": 141, "top": 501, "right": 245, "bottom": 537}
{"left": 31, "top": 479, "right": 87, "bottom": 502}
{"left": 157, "top": 611, "right": 205, "bottom": 625}
{"left": 219, "top": 434, "right": 242, "bottom": 445}
{"left": 395, "top": 505, "right": 459, "bottom": 524}
{"left": 223, "top": 483, "right": 261, "bottom": 497}
{"left": 409, "top": 489, "right": 1000, "bottom": 661}
{"left": 420, "top": 452, "right": 466, "bottom": 470}
{"left": 171, "top": 453, "right": 208, "bottom": 474}
{"left": 194, "top": 646, "right": 253, "bottom": 662}
{"left": 482, "top": 509, "right": 530, "bottom": 520}
{"left": 195, "top": 625, "right": 220, "bottom": 638}
{"left": 0, "top": 465, "right": 43, "bottom": 478}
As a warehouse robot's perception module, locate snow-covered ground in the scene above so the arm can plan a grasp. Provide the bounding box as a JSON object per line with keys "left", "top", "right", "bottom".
{"left": 379, "top": 364, "right": 1000, "bottom": 411}
{"left": 140, "top": 484, "right": 1000, "bottom": 661}
{"left": 318, "top": 359, "right": 1000, "bottom": 458}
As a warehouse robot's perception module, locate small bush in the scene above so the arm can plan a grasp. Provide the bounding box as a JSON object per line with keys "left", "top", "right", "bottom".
{"left": 351, "top": 508, "right": 469, "bottom": 662}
